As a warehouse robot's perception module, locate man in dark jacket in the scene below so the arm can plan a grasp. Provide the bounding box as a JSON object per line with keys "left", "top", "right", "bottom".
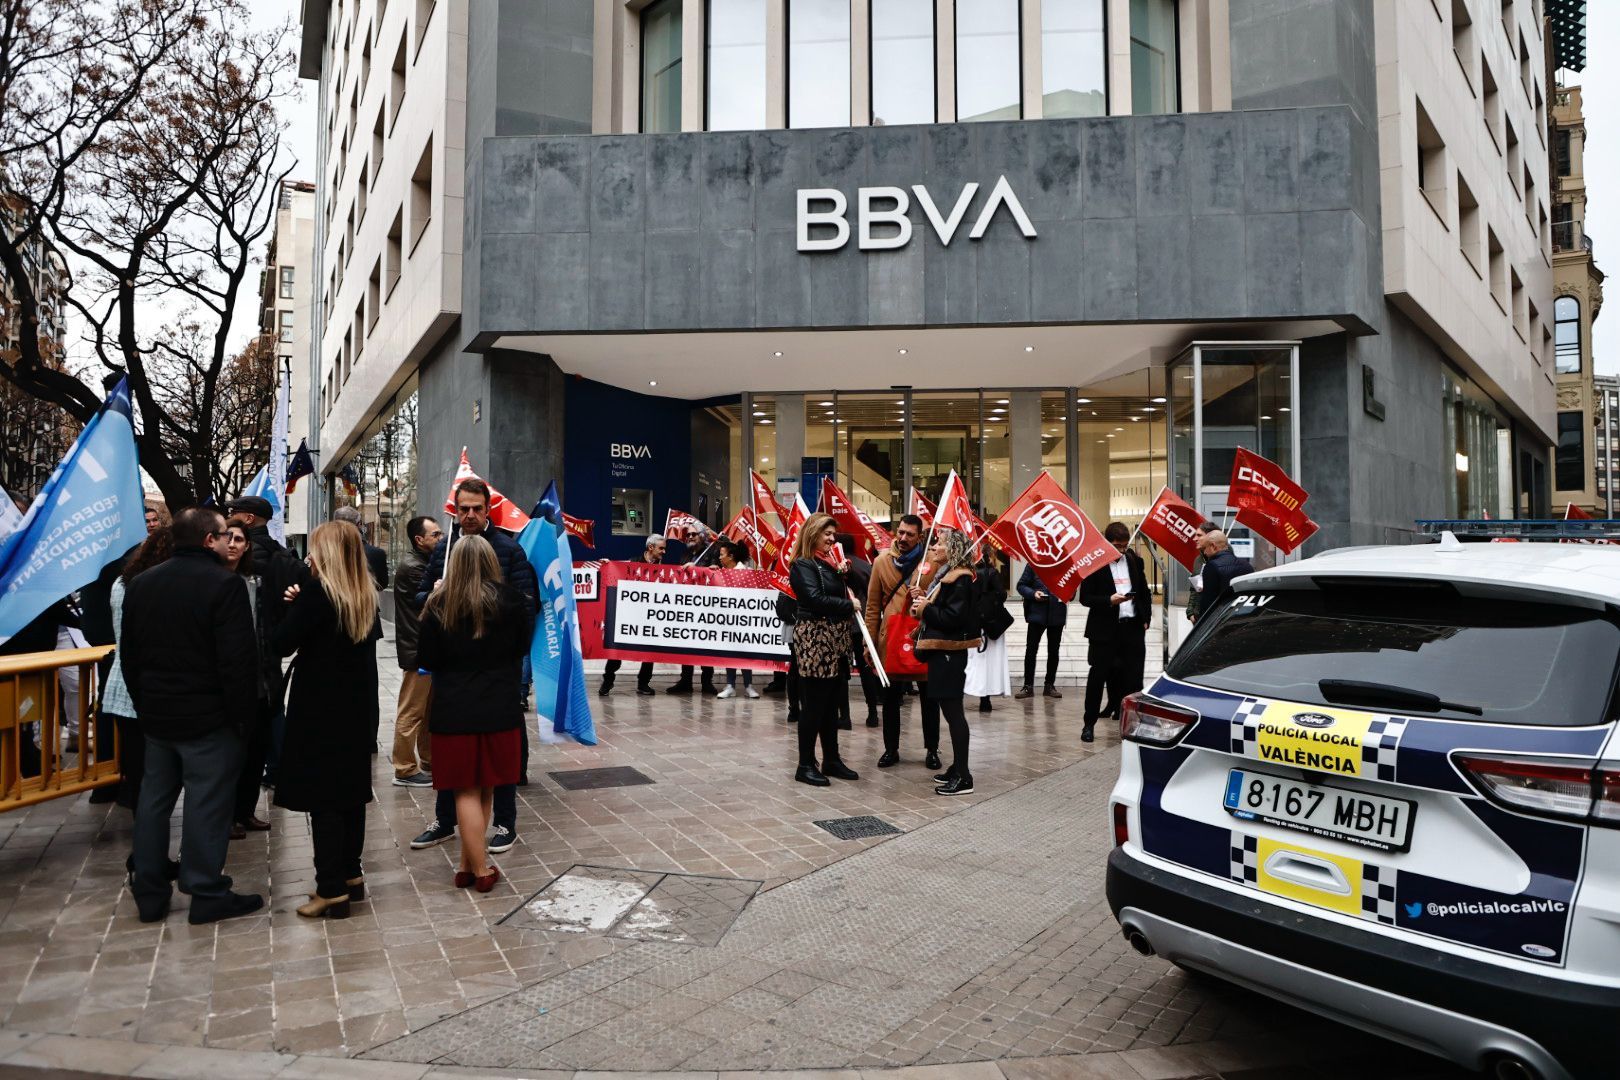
{"left": 1195, "top": 529, "right": 1254, "bottom": 620}
{"left": 335, "top": 505, "right": 390, "bottom": 588}
{"left": 1015, "top": 564, "right": 1067, "bottom": 699}
{"left": 392, "top": 515, "right": 443, "bottom": 787}
{"left": 1079, "top": 523, "right": 1154, "bottom": 743}
{"left": 226, "top": 494, "right": 307, "bottom": 787}
{"left": 411, "top": 478, "right": 538, "bottom": 855}
{"left": 121, "top": 507, "right": 264, "bottom": 925}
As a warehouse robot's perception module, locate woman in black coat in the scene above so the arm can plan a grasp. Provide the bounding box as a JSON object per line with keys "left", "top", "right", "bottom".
{"left": 272, "top": 522, "right": 382, "bottom": 919}
{"left": 912, "top": 529, "right": 982, "bottom": 796}
{"left": 415, "top": 534, "right": 531, "bottom": 893}
{"left": 787, "top": 513, "right": 858, "bottom": 787}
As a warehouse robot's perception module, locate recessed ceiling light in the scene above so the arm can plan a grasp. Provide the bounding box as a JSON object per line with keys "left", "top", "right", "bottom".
{"left": 1261, "top": 414, "right": 1273, "bottom": 420}
{"left": 997, "top": 399, "right": 1010, "bottom": 404}
{"left": 1279, "top": 406, "right": 1291, "bottom": 412}
{"left": 1106, "top": 433, "right": 1116, "bottom": 439}
{"left": 773, "top": 351, "right": 783, "bottom": 358}
{"left": 1142, "top": 407, "right": 1156, "bottom": 412}
{"left": 1130, "top": 417, "right": 1141, "bottom": 422}
{"left": 760, "top": 419, "right": 773, "bottom": 425}
{"left": 761, "top": 456, "right": 770, "bottom": 463}
{"left": 991, "top": 408, "right": 1007, "bottom": 414}
{"left": 1076, "top": 397, "right": 1091, "bottom": 404}
{"left": 1151, "top": 396, "right": 1167, "bottom": 403}
{"left": 1058, "top": 414, "right": 1067, "bottom": 421}
{"left": 649, "top": 380, "right": 658, "bottom": 387}
{"left": 1096, "top": 439, "right": 1106, "bottom": 444}
{"left": 1024, "top": 345, "right": 1034, "bottom": 353}
{"left": 1114, "top": 427, "right": 1124, "bottom": 432}
{"left": 753, "top": 412, "right": 766, "bottom": 418}
{"left": 819, "top": 400, "right": 833, "bottom": 406}
{"left": 897, "top": 348, "right": 908, "bottom": 355}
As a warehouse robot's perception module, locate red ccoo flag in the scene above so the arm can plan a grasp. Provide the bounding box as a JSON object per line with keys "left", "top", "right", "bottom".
{"left": 1228, "top": 448, "right": 1309, "bottom": 521}
{"left": 987, "top": 472, "right": 1118, "bottom": 602}
{"left": 910, "top": 489, "right": 937, "bottom": 528}
{"left": 664, "top": 509, "right": 706, "bottom": 544}
{"left": 1138, "top": 486, "right": 1212, "bottom": 571}
{"left": 819, "top": 477, "right": 892, "bottom": 558}
{"left": 750, "top": 470, "right": 786, "bottom": 521}
{"left": 562, "top": 512, "right": 595, "bottom": 548}
{"left": 1236, "top": 504, "right": 1319, "bottom": 555}
{"left": 769, "top": 494, "right": 811, "bottom": 595}
{"left": 443, "top": 448, "right": 531, "bottom": 532}
{"left": 722, "top": 508, "right": 782, "bottom": 568}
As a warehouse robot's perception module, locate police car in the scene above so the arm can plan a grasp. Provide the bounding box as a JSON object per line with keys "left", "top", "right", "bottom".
{"left": 1106, "top": 536, "right": 1620, "bottom": 1080}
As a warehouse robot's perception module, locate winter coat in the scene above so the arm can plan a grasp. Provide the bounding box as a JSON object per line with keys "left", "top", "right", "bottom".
{"left": 393, "top": 548, "right": 429, "bottom": 669}
{"left": 415, "top": 583, "right": 531, "bottom": 736}
{"left": 418, "top": 527, "right": 538, "bottom": 620}
{"left": 1017, "top": 565, "right": 1069, "bottom": 627}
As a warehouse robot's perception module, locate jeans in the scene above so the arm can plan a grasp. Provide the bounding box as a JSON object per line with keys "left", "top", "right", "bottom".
{"left": 1023, "top": 624, "right": 1063, "bottom": 688}
{"left": 133, "top": 727, "right": 242, "bottom": 904}
{"left": 881, "top": 682, "right": 939, "bottom": 754}
{"left": 725, "top": 669, "right": 753, "bottom": 688}
{"left": 310, "top": 804, "right": 366, "bottom": 899}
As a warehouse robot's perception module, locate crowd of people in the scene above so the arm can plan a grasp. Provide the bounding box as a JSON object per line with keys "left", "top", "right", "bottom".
{"left": 0, "top": 472, "right": 1255, "bottom": 924}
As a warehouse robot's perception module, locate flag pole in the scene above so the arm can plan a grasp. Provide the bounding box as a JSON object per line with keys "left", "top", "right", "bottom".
{"left": 849, "top": 587, "right": 890, "bottom": 688}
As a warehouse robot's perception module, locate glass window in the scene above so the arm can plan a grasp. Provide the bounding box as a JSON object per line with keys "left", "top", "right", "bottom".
{"left": 1555, "top": 127, "right": 1571, "bottom": 176}
{"left": 789, "top": 0, "right": 851, "bottom": 129}
{"left": 955, "top": 0, "right": 1021, "bottom": 123}
{"left": 278, "top": 310, "right": 294, "bottom": 341}
{"left": 641, "top": 0, "right": 683, "bottom": 134}
{"left": 707, "top": 0, "right": 766, "bottom": 131}
{"left": 1042, "top": 0, "right": 1106, "bottom": 118}
{"left": 1555, "top": 295, "right": 1581, "bottom": 374}
{"left": 1442, "top": 369, "right": 1507, "bottom": 518}
{"left": 1129, "top": 0, "right": 1179, "bottom": 115}
{"left": 1557, "top": 410, "right": 1585, "bottom": 492}
{"left": 279, "top": 266, "right": 295, "bottom": 298}
{"left": 871, "top": 0, "right": 934, "bottom": 126}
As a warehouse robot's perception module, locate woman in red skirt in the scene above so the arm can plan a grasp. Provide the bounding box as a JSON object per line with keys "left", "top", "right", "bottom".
{"left": 415, "top": 534, "right": 532, "bottom": 892}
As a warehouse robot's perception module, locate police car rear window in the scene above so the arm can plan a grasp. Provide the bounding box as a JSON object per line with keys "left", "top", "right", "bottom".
{"left": 1169, "top": 586, "right": 1620, "bottom": 726}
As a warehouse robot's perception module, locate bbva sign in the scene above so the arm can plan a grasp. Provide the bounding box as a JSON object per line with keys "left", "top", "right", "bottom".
{"left": 796, "top": 175, "right": 1037, "bottom": 253}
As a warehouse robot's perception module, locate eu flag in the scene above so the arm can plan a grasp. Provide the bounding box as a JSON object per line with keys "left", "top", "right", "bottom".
{"left": 0, "top": 379, "right": 148, "bottom": 646}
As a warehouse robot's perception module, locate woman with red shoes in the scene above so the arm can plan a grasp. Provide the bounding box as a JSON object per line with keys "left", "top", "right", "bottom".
{"left": 415, "top": 534, "right": 532, "bottom": 893}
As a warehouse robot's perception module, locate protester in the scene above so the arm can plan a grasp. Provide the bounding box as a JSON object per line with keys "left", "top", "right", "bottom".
{"left": 714, "top": 540, "right": 761, "bottom": 699}
{"left": 834, "top": 532, "right": 880, "bottom": 730}
{"left": 100, "top": 527, "right": 174, "bottom": 813}
{"left": 1184, "top": 520, "right": 1224, "bottom": 623}
{"left": 416, "top": 535, "right": 530, "bottom": 893}
{"left": 599, "top": 534, "right": 665, "bottom": 698}
{"left": 913, "top": 529, "right": 982, "bottom": 796}
{"left": 965, "top": 545, "right": 1012, "bottom": 713}
{"left": 334, "top": 505, "right": 390, "bottom": 589}
{"left": 392, "top": 515, "right": 443, "bottom": 787}
{"left": 80, "top": 499, "right": 160, "bottom": 798}
{"left": 121, "top": 507, "right": 263, "bottom": 925}
{"left": 217, "top": 523, "right": 273, "bottom": 837}
{"left": 411, "top": 478, "right": 538, "bottom": 857}
{"left": 272, "top": 522, "right": 382, "bottom": 919}
{"left": 865, "top": 514, "right": 938, "bottom": 770}
{"left": 1014, "top": 562, "right": 1066, "bottom": 700}
{"left": 1079, "top": 524, "right": 1153, "bottom": 743}
{"left": 777, "top": 571, "right": 802, "bottom": 724}
{"left": 1194, "top": 529, "right": 1254, "bottom": 619}
{"left": 226, "top": 494, "right": 306, "bottom": 788}
{"left": 789, "top": 513, "right": 859, "bottom": 787}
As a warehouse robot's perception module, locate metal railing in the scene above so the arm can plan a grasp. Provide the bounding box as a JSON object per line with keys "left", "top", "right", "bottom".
{"left": 0, "top": 645, "right": 117, "bottom": 812}
{"left": 1553, "top": 220, "right": 1595, "bottom": 254}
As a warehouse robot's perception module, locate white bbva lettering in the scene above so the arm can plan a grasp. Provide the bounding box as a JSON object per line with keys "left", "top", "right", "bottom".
{"left": 610, "top": 444, "right": 651, "bottom": 459}
{"left": 797, "top": 177, "right": 1037, "bottom": 252}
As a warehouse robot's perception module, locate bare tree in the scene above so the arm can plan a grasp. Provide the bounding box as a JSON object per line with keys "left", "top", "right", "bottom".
{"left": 0, "top": 0, "right": 294, "bottom": 509}
{"left": 150, "top": 320, "right": 276, "bottom": 502}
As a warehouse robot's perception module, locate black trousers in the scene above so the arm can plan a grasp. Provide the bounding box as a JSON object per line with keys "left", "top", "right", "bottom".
{"left": 109, "top": 712, "right": 145, "bottom": 810}
{"left": 602, "top": 659, "right": 654, "bottom": 688}
{"left": 939, "top": 695, "right": 970, "bottom": 776}
{"left": 233, "top": 699, "right": 271, "bottom": 823}
{"left": 836, "top": 657, "right": 881, "bottom": 724}
{"left": 310, "top": 803, "right": 366, "bottom": 899}
{"left": 1084, "top": 621, "right": 1147, "bottom": 726}
{"left": 1023, "top": 624, "right": 1063, "bottom": 688}
{"left": 133, "top": 727, "right": 241, "bottom": 904}
{"left": 786, "top": 653, "right": 802, "bottom": 719}
{"left": 881, "top": 682, "right": 939, "bottom": 754}
{"left": 798, "top": 677, "right": 844, "bottom": 767}
{"left": 676, "top": 665, "right": 716, "bottom": 686}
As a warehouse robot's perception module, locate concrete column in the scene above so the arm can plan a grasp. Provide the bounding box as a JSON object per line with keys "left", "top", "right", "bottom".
{"left": 1077, "top": 437, "right": 1111, "bottom": 525}
{"left": 1107, "top": 0, "right": 1131, "bottom": 115}
{"left": 766, "top": 0, "right": 787, "bottom": 127}
{"left": 1021, "top": 0, "right": 1043, "bottom": 119}
{"left": 1009, "top": 391, "right": 1043, "bottom": 496}
{"left": 682, "top": 0, "right": 704, "bottom": 131}
{"left": 774, "top": 393, "right": 807, "bottom": 501}
{"left": 936, "top": 0, "right": 955, "bottom": 122}
{"left": 850, "top": 0, "right": 870, "bottom": 125}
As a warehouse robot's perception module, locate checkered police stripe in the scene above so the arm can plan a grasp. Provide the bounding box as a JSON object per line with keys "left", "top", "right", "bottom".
{"left": 1228, "top": 699, "right": 1268, "bottom": 755}
{"left": 1228, "top": 832, "right": 1259, "bottom": 884}
{"left": 1361, "top": 717, "right": 1407, "bottom": 782}
{"left": 1360, "top": 863, "right": 1398, "bottom": 925}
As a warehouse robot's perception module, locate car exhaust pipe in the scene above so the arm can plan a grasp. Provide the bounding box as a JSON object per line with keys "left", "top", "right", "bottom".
{"left": 1122, "top": 927, "right": 1154, "bottom": 956}
{"left": 1487, "top": 1054, "right": 1539, "bottom": 1080}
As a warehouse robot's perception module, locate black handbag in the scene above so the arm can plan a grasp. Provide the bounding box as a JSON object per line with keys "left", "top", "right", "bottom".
{"left": 981, "top": 601, "right": 1014, "bottom": 641}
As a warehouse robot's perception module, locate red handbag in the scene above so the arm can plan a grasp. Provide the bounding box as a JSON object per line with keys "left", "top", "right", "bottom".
{"left": 882, "top": 609, "right": 928, "bottom": 679}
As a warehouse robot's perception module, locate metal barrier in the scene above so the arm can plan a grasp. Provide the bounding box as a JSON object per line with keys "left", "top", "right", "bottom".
{"left": 0, "top": 645, "right": 118, "bottom": 811}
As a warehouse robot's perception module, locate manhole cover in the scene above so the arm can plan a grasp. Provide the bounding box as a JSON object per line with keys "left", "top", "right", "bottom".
{"left": 548, "top": 765, "right": 655, "bottom": 790}
{"left": 503, "top": 864, "right": 761, "bottom": 946}
{"left": 813, "top": 815, "right": 903, "bottom": 840}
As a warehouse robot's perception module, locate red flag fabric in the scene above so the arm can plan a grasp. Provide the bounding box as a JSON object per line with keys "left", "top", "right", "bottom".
{"left": 987, "top": 473, "right": 1118, "bottom": 602}
{"left": 933, "top": 470, "right": 985, "bottom": 539}
{"left": 750, "top": 470, "right": 786, "bottom": 520}
{"left": 769, "top": 494, "right": 811, "bottom": 594}
{"left": 1236, "top": 504, "right": 1319, "bottom": 555}
{"left": 562, "top": 512, "right": 595, "bottom": 548}
{"left": 1566, "top": 502, "right": 1592, "bottom": 520}
{"left": 664, "top": 509, "right": 705, "bottom": 544}
{"left": 819, "top": 477, "right": 892, "bottom": 558}
{"left": 722, "top": 508, "right": 783, "bottom": 568}
{"left": 1139, "top": 486, "right": 1212, "bottom": 572}
{"left": 443, "top": 449, "right": 531, "bottom": 532}
{"left": 910, "top": 489, "right": 936, "bottom": 527}
{"left": 1228, "top": 448, "right": 1309, "bottom": 521}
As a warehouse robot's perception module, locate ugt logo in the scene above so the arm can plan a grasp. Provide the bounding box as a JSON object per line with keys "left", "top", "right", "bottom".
{"left": 1016, "top": 500, "right": 1083, "bottom": 568}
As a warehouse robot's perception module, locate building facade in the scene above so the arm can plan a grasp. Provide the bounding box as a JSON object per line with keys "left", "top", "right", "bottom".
{"left": 258, "top": 179, "right": 319, "bottom": 547}
{"left": 0, "top": 195, "right": 74, "bottom": 500}
{"left": 1550, "top": 82, "right": 1607, "bottom": 514}
{"left": 300, "top": 0, "right": 1562, "bottom": 568}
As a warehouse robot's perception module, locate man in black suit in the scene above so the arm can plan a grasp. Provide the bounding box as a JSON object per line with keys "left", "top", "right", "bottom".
{"left": 121, "top": 507, "right": 264, "bottom": 924}
{"left": 1079, "top": 522, "right": 1153, "bottom": 744}
{"left": 334, "top": 506, "right": 390, "bottom": 589}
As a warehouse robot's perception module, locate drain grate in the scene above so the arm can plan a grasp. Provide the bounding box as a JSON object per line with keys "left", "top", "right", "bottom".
{"left": 813, "top": 815, "right": 903, "bottom": 840}
{"left": 502, "top": 864, "right": 761, "bottom": 946}
{"left": 547, "top": 765, "right": 655, "bottom": 790}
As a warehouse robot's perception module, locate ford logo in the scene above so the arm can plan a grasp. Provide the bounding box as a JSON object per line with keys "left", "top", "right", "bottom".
{"left": 1521, "top": 943, "right": 1556, "bottom": 959}
{"left": 1291, "top": 712, "right": 1336, "bottom": 729}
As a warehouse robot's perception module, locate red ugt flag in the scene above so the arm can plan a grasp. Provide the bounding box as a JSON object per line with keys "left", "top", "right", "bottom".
{"left": 1139, "top": 487, "right": 1211, "bottom": 572}
{"left": 987, "top": 473, "right": 1118, "bottom": 602}
{"left": 444, "top": 448, "right": 531, "bottom": 532}
{"left": 819, "top": 477, "right": 892, "bottom": 558}
{"left": 1237, "top": 504, "right": 1319, "bottom": 555}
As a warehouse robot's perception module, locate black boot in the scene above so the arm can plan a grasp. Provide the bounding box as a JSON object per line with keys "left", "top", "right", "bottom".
{"left": 795, "top": 764, "right": 830, "bottom": 786}
{"left": 978, "top": 696, "right": 992, "bottom": 713}
{"left": 936, "top": 772, "right": 974, "bottom": 796}
{"left": 666, "top": 680, "right": 695, "bottom": 695}
{"left": 1081, "top": 723, "right": 1096, "bottom": 743}
{"left": 822, "top": 759, "right": 859, "bottom": 781}
{"left": 598, "top": 678, "right": 615, "bottom": 697}
{"left": 762, "top": 675, "right": 787, "bottom": 695}
{"left": 924, "top": 749, "right": 941, "bottom": 771}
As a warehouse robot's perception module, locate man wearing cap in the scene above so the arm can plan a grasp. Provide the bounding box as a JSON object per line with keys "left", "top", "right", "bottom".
{"left": 226, "top": 494, "right": 308, "bottom": 788}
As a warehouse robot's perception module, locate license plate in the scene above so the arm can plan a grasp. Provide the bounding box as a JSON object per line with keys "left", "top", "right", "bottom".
{"left": 1223, "top": 768, "right": 1416, "bottom": 852}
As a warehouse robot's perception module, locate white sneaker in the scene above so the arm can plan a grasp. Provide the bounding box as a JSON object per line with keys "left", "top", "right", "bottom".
{"left": 716, "top": 685, "right": 736, "bottom": 699}
{"left": 744, "top": 687, "right": 761, "bottom": 699}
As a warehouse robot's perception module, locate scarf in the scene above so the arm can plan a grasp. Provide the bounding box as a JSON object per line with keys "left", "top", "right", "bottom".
{"left": 891, "top": 542, "right": 925, "bottom": 580}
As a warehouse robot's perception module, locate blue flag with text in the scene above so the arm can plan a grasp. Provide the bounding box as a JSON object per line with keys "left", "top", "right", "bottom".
{"left": 518, "top": 492, "right": 596, "bottom": 745}
{"left": 0, "top": 379, "right": 147, "bottom": 646}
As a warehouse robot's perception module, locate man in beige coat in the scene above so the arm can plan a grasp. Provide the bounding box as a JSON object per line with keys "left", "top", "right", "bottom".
{"left": 864, "top": 514, "right": 940, "bottom": 771}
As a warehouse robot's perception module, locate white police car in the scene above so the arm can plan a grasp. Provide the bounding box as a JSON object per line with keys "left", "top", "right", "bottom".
{"left": 1106, "top": 537, "right": 1620, "bottom": 1080}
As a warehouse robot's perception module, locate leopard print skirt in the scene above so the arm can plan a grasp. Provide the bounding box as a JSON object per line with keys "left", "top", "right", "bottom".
{"left": 792, "top": 616, "right": 852, "bottom": 679}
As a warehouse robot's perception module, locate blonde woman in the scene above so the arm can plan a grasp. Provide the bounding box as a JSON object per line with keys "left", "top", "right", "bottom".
{"left": 273, "top": 522, "right": 382, "bottom": 919}
{"left": 415, "top": 535, "right": 531, "bottom": 893}
{"left": 787, "top": 513, "right": 858, "bottom": 787}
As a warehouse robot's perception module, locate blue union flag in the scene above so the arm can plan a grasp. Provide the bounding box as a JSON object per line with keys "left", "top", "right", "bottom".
{"left": 0, "top": 379, "right": 148, "bottom": 646}
{"left": 517, "top": 482, "right": 596, "bottom": 745}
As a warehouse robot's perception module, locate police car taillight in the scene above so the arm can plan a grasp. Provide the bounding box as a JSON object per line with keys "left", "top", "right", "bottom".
{"left": 1119, "top": 693, "right": 1198, "bottom": 747}
{"left": 1455, "top": 754, "right": 1620, "bottom": 827}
